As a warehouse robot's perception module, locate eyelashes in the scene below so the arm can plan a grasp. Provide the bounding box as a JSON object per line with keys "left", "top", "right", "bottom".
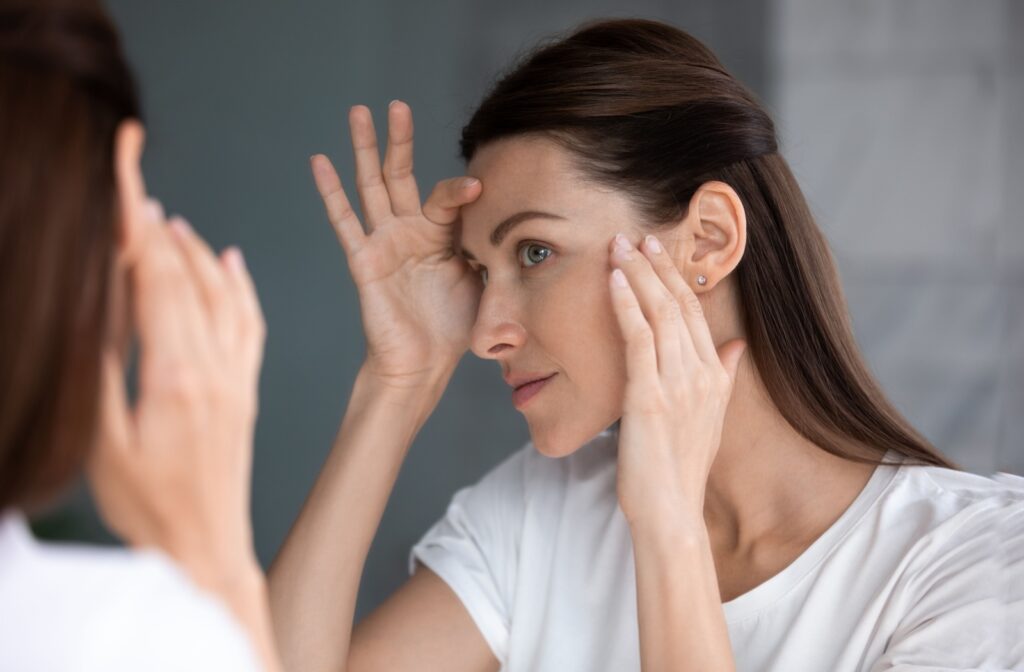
{"left": 469, "top": 241, "right": 554, "bottom": 286}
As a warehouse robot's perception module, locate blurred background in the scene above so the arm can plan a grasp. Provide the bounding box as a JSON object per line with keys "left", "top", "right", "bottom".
{"left": 33, "top": 0, "right": 1023, "bottom": 620}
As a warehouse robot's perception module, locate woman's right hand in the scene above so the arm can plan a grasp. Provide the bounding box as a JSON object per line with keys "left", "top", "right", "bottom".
{"left": 311, "top": 102, "right": 483, "bottom": 390}
{"left": 89, "top": 198, "right": 266, "bottom": 592}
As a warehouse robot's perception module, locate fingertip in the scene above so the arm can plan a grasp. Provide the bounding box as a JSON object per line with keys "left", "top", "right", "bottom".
{"left": 310, "top": 153, "right": 329, "bottom": 173}
{"left": 144, "top": 198, "right": 164, "bottom": 222}
{"left": 167, "top": 217, "right": 192, "bottom": 238}
{"left": 458, "top": 177, "right": 481, "bottom": 199}
{"left": 222, "top": 246, "right": 247, "bottom": 274}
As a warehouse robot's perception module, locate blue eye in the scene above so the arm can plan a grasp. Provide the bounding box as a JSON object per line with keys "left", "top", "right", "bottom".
{"left": 519, "top": 243, "right": 552, "bottom": 268}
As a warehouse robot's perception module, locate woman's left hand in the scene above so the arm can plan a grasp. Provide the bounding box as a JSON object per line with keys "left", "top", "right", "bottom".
{"left": 607, "top": 232, "right": 747, "bottom": 531}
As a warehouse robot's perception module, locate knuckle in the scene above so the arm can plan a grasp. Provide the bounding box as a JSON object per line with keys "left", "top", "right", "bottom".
{"left": 357, "top": 172, "right": 385, "bottom": 189}
{"left": 655, "top": 297, "right": 681, "bottom": 325}
{"left": 692, "top": 370, "right": 713, "bottom": 396}
{"left": 154, "top": 362, "right": 204, "bottom": 403}
{"left": 628, "top": 328, "right": 655, "bottom": 354}
{"left": 681, "top": 291, "right": 703, "bottom": 317}
{"left": 385, "top": 163, "right": 414, "bottom": 181}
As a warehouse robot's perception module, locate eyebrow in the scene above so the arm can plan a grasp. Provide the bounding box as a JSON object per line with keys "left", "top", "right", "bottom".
{"left": 460, "top": 210, "right": 567, "bottom": 262}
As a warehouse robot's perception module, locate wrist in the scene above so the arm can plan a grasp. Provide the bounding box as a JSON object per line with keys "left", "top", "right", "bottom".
{"left": 355, "top": 360, "right": 455, "bottom": 411}
{"left": 627, "top": 506, "right": 708, "bottom": 549}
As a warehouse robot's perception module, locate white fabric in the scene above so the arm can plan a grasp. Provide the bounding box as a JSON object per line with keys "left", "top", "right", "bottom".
{"left": 409, "top": 429, "right": 1024, "bottom": 671}
{"left": 0, "top": 511, "right": 261, "bottom": 671}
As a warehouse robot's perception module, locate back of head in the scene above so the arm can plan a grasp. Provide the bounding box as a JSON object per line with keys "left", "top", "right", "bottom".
{"left": 0, "top": 0, "right": 140, "bottom": 513}
{"left": 462, "top": 18, "right": 955, "bottom": 469}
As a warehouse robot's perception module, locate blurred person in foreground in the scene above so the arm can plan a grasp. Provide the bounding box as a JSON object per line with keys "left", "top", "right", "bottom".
{"left": 0, "top": 1, "right": 281, "bottom": 669}
{"left": 269, "top": 18, "right": 1024, "bottom": 672}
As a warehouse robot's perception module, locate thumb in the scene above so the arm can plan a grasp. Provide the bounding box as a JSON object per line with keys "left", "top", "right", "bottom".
{"left": 717, "top": 338, "right": 747, "bottom": 388}
{"left": 87, "top": 349, "right": 136, "bottom": 493}
{"left": 422, "top": 177, "right": 482, "bottom": 225}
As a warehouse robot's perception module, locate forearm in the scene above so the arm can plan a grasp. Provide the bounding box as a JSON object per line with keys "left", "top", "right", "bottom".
{"left": 267, "top": 363, "right": 453, "bottom": 672}
{"left": 631, "top": 516, "right": 735, "bottom": 672}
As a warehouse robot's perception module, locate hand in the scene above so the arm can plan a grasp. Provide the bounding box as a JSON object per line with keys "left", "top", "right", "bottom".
{"left": 311, "top": 102, "right": 483, "bottom": 390}
{"left": 88, "top": 198, "right": 266, "bottom": 589}
{"left": 607, "top": 232, "right": 746, "bottom": 529}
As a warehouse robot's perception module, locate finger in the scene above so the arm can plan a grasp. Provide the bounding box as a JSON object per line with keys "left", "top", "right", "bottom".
{"left": 85, "top": 350, "right": 139, "bottom": 535}
{"left": 608, "top": 267, "right": 659, "bottom": 386}
{"left": 610, "top": 234, "right": 688, "bottom": 377}
{"left": 639, "top": 234, "right": 718, "bottom": 364}
{"left": 96, "top": 348, "right": 134, "bottom": 462}
{"left": 132, "top": 214, "right": 214, "bottom": 382}
{"left": 311, "top": 154, "right": 366, "bottom": 257}
{"left": 219, "top": 247, "right": 266, "bottom": 375}
{"left": 421, "top": 177, "right": 482, "bottom": 225}
{"left": 382, "top": 100, "right": 421, "bottom": 216}
{"left": 717, "top": 339, "right": 747, "bottom": 389}
{"left": 167, "top": 217, "right": 235, "bottom": 346}
{"left": 349, "top": 105, "right": 392, "bottom": 227}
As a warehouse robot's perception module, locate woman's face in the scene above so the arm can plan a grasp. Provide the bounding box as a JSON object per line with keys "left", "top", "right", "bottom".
{"left": 460, "top": 136, "right": 652, "bottom": 457}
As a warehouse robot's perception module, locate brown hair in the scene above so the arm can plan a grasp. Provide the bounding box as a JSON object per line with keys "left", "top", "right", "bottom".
{"left": 461, "top": 19, "right": 956, "bottom": 469}
{"left": 0, "top": 0, "right": 141, "bottom": 513}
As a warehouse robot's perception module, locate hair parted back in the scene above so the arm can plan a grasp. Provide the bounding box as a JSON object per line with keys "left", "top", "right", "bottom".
{"left": 461, "top": 18, "right": 956, "bottom": 469}
{"left": 0, "top": 0, "right": 141, "bottom": 512}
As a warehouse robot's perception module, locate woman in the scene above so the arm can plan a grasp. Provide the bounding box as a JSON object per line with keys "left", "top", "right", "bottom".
{"left": 269, "top": 18, "right": 1022, "bottom": 672}
{"left": 0, "top": 1, "right": 281, "bottom": 669}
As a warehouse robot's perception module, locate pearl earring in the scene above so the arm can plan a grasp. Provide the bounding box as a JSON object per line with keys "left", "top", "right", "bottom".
{"left": 696, "top": 274, "right": 708, "bottom": 286}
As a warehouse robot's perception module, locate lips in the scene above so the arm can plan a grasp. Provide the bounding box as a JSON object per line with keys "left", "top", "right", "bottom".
{"left": 510, "top": 373, "right": 556, "bottom": 409}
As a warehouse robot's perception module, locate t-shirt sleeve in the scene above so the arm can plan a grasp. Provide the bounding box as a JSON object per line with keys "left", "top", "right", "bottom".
{"left": 870, "top": 478, "right": 1024, "bottom": 671}
{"left": 408, "top": 447, "right": 528, "bottom": 665}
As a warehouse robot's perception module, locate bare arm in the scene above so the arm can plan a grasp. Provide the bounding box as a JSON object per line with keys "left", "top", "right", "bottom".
{"left": 269, "top": 102, "right": 491, "bottom": 671}
{"left": 348, "top": 563, "right": 500, "bottom": 672}
{"left": 267, "top": 364, "right": 449, "bottom": 670}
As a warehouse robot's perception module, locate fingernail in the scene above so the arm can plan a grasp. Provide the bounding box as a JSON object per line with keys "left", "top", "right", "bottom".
{"left": 169, "top": 218, "right": 192, "bottom": 237}
{"left": 460, "top": 177, "right": 480, "bottom": 189}
{"left": 614, "top": 234, "right": 633, "bottom": 252}
{"left": 144, "top": 199, "right": 164, "bottom": 222}
{"left": 224, "top": 247, "right": 246, "bottom": 272}
{"left": 389, "top": 99, "right": 400, "bottom": 108}
{"left": 612, "top": 268, "right": 628, "bottom": 287}
{"left": 645, "top": 235, "right": 662, "bottom": 254}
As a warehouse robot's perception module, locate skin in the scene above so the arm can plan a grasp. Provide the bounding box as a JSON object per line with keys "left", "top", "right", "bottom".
{"left": 87, "top": 121, "right": 283, "bottom": 671}
{"left": 269, "top": 103, "right": 878, "bottom": 671}
{"left": 459, "top": 136, "right": 877, "bottom": 585}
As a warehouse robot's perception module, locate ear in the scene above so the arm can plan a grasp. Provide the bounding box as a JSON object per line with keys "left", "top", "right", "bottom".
{"left": 668, "top": 180, "right": 747, "bottom": 292}
{"left": 113, "top": 119, "right": 147, "bottom": 262}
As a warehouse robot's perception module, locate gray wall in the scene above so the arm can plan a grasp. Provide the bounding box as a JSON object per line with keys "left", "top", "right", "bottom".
{"left": 772, "top": 0, "right": 1023, "bottom": 475}
{"left": 33, "top": 0, "right": 1020, "bottom": 621}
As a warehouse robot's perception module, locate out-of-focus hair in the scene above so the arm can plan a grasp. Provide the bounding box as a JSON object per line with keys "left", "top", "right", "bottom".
{"left": 0, "top": 0, "right": 141, "bottom": 512}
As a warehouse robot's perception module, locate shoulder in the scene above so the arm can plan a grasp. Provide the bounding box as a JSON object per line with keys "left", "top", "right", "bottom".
{"left": 889, "top": 462, "right": 1024, "bottom": 531}
{"left": 0, "top": 517, "right": 259, "bottom": 671}
{"left": 870, "top": 466, "right": 1023, "bottom": 668}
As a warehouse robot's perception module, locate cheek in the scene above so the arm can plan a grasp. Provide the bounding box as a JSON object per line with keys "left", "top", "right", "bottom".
{"left": 525, "top": 264, "right": 628, "bottom": 456}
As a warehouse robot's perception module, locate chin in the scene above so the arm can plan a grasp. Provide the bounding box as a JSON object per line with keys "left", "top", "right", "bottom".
{"left": 526, "top": 415, "right": 618, "bottom": 459}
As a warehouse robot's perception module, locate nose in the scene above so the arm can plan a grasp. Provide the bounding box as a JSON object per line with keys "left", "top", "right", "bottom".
{"left": 469, "top": 283, "right": 527, "bottom": 360}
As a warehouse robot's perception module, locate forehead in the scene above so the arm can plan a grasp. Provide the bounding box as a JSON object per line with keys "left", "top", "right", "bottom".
{"left": 459, "top": 136, "right": 599, "bottom": 238}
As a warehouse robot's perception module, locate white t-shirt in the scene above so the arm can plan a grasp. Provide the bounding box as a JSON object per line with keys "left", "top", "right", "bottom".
{"left": 409, "top": 429, "right": 1024, "bottom": 671}
{"left": 0, "top": 511, "right": 261, "bottom": 671}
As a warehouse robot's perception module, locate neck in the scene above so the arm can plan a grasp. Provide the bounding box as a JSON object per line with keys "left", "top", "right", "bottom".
{"left": 702, "top": 356, "right": 875, "bottom": 553}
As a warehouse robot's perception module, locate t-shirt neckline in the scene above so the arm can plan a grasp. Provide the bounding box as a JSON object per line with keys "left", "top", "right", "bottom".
{"left": 720, "top": 453, "right": 903, "bottom": 623}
